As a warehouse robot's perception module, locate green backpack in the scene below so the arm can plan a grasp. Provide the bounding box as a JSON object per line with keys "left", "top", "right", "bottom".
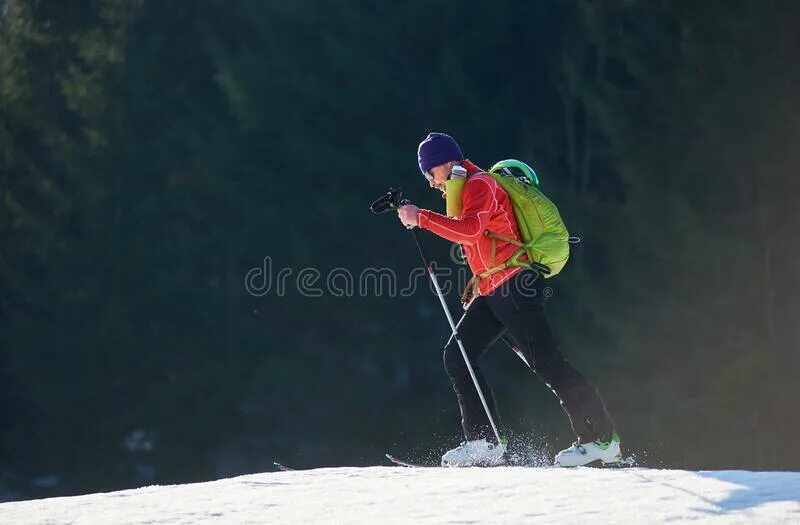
{"left": 464, "top": 159, "right": 572, "bottom": 301}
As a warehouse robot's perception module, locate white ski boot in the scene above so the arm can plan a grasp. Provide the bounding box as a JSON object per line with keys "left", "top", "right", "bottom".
{"left": 555, "top": 433, "right": 622, "bottom": 467}
{"left": 441, "top": 438, "right": 507, "bottom": 467}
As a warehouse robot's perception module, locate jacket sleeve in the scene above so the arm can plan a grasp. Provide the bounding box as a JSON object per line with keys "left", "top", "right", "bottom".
{"left": 418, "top": 177, "right": 497, "bottom": 245}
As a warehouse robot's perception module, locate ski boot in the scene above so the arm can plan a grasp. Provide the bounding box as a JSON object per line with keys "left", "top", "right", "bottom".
{"left": 441, "top": 438, "right": 507, "bottom": 467}
{"left": 555, "top": 433, "right": 622, "bottom": 467}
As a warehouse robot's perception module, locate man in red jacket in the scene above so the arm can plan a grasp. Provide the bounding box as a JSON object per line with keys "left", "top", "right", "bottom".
{"left": 397, "top": 132, "right": 620, "bottom": 467}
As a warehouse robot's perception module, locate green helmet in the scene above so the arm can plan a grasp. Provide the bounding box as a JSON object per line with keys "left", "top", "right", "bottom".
{"left": 489, "top": 159, "right": 540, "bottom": 188}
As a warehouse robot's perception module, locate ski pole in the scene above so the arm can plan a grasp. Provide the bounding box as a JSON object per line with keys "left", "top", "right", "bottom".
{"left": 408, "top": 226, "right": 504, "bottom": 446}
{"left": 369, "top": 187, "right": 504, "bottom": 445}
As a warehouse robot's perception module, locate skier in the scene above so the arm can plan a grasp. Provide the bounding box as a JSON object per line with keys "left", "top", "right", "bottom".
{"left": 396, "top": 132, "right": 621, "bottom": 467}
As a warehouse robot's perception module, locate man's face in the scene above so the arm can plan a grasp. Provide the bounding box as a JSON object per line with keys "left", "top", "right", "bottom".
{"left": 426, "top": 162, "right": 452, "bottom": 193}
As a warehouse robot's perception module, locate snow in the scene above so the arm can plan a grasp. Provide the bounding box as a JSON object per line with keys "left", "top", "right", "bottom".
{"left": 1, "top": 466, "right": 798, "bottom": 524}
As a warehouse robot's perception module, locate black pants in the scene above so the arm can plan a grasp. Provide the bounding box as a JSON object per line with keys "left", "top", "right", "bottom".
{"left": 443, "top": 269, "right": 615, "bottom": 444}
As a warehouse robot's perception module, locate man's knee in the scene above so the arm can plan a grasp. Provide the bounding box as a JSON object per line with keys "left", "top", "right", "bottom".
{"left": 534, "top": 352, "right": 573, "bottom": 389}
{"left": 443, "top": 343, "right": 466, "bottom": 378}
{"left": 538, "top": 357, "right": 597, "bottom": 403}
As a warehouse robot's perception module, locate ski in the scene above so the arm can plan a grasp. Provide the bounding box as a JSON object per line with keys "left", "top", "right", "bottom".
{"left": 594, "top": 457, "right": 637, "bottom": 469}
{"left": 385, "top": 453, "right": 438, "bottom": 468}
{"left": 278, "top": 453, "right": 635, "bottom": 470}
{"left": 385, "top": 453, "right": 523, "bottom": 468}
{"left": 273, "top": 461, "right": 295, "bottom": 472}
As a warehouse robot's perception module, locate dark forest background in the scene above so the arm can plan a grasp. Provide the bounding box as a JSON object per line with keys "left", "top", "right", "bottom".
{"left": 1, "top": 0, "right": 798, "bottom": 501}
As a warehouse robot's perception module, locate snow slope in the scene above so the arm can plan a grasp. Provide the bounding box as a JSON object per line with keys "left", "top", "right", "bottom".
{"left": 1, "top": 466, "right": 798, "bottom": 524}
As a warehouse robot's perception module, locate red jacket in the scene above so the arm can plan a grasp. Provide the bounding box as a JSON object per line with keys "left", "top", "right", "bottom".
{"left": 418, "top": 160, "right": 525, "bottom": 297}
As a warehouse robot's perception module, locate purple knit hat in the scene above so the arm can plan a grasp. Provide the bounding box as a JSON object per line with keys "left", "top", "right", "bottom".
{"left": 417, "top": 132, "right": 464, "bottom": 174}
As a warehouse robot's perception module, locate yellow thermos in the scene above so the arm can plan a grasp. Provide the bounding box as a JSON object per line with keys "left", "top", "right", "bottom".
{"left": 445, "top": 165, "right": 467, "bottom": 217}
